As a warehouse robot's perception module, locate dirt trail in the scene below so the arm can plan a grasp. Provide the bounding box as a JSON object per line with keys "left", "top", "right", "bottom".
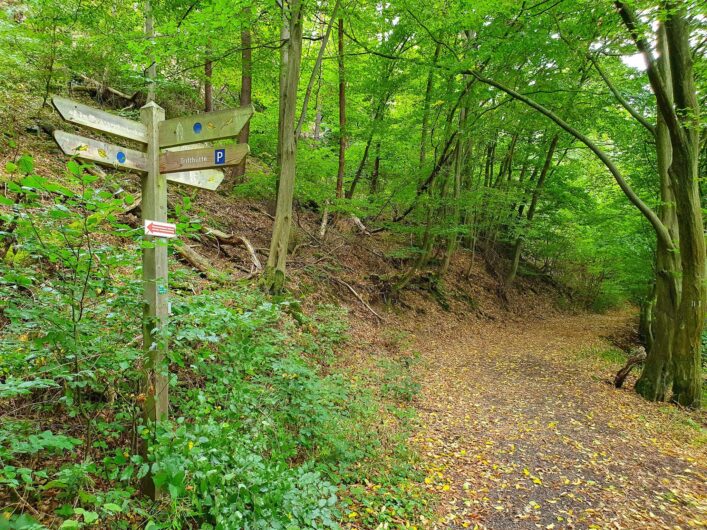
{"left": 411, "top": 310, "right": 706, "bottom": 529}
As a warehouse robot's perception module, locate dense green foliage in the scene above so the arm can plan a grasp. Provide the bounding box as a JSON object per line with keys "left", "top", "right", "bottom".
{"left": 0, "top": 157, "right": 428, "bottom": 527}
{"left": 3, "top": 0, "right": 699, "bottom": 308}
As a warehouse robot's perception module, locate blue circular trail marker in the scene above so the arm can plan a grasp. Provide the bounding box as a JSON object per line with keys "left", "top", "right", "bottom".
{"left": 193, "top": 122, "right": 203, "bottom": 134}
{"left": 116, "top": 151, "right": 126, "bottom": 164}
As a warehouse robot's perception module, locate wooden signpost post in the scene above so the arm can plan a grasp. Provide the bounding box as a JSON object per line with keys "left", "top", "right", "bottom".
{"left": 52, "top": 95, "right": 253, "bottom": 498}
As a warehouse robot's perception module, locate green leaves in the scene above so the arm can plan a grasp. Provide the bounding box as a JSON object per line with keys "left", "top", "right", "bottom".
{"left": 0, "top": 378, "right": 59, "bottom": 399}
{"left": 66, "top": 160, "right": 81, "bottom": 177}
{"left": 17, "top": 155, "right": 34, "bottom": 175}
{"left": 73, "top": 508, "right": 98, "bottom": 524}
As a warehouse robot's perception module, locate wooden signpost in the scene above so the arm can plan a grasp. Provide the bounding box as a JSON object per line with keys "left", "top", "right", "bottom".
{"left": 52, "top": 95, "right": 253, "bottom": 498}
{"left": 54, "top": 130, "right": 148, "bottom": 172}
{"left": 54, "top": 127, "right": 228, "bottom": 189}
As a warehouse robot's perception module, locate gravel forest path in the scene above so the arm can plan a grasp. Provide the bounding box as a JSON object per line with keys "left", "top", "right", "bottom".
{"left": 412, "top": 310, "right": 706, "bottom": 529}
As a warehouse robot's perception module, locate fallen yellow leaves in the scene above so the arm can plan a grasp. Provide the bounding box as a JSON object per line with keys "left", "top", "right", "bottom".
{"left": 409, "top": 310, "right": 707, "bottom": 529}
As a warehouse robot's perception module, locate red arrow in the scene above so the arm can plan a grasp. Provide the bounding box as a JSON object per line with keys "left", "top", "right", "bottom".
{"left": 147, "top": 222, "right": 176, "bottom": 235}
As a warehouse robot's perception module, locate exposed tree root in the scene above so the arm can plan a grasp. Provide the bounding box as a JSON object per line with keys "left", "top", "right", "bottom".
{"left": 614, "top": 346, "right": 647, "bottom": 388}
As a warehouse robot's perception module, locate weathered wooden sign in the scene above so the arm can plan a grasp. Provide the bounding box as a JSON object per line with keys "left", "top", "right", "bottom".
{"left": 160, "top": 143, "right": 225, "bottom": 190}
{"left": 159, "top": 144, "right": 249, "bottom": 173}
{"left": 159, "top": 105, "right": 254, "bottom": 147}
{"left": 54, "top": 127, "right": 225, "bottom": 190}
{"left": 54, "top": 130, "right": 147, "bottom": 172}
{"left": 53, "top": 95, "right": 147, "bottom": 144}
{"left": 165, "top": 169, "right": 224, "bottom": 191}
{"left": 52, "top": 96, "right": 249, "bottom": 193}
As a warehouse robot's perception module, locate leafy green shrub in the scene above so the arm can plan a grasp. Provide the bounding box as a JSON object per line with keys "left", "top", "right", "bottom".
{"left": 379, "top": 354, "right": 421, "bottom": 403}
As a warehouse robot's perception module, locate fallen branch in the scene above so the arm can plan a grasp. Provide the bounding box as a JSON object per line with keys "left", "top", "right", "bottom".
{"left": 201, "top": 227, "right": 262, "bottom": 271}
{"left": 251, "top": 206, "right": 275, "bottom": 220}
{"left": 331, "top": 277, "right": 383, "bottom": 322}
{"left": 614, "top": 346, "right": 647, "bottom": 388}
{"left": 75, "top": 74, "right": 141, "bottom": 107}
{"left": 174, "top": 243, "right": 226, "bottom": 284}
{"left": 351, "top": 215, "right": 371, "bottom": 235}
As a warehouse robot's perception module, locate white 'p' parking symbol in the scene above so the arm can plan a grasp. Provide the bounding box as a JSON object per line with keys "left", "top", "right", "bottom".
{"left": 215, "top": 148, "right": 226, "bottom": 165}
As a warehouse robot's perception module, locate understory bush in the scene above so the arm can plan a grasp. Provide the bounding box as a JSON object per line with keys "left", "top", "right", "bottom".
{"left": 0, "top": 158, "right": 429, "bottom": 529}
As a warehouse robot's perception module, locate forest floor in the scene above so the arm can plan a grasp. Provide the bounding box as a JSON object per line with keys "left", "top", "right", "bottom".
{"left": 408, "top": 309, "right": 707, "bottom": 529}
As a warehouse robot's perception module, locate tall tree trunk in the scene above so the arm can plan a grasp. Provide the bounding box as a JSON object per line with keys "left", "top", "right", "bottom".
{"left": 397, "top": 102, "right": 459, "bottom": 290}
{"left": 295, "top": 0, "right": 340, "bottom": 137}
{"left": 346, "top": 94, "right": 389, "bottom": 199}
{"left": 204, "top": 56, "right": 213, "bottom": 112}
{"left": 41, "top": 23, "right": 58, "bottom": 111}
{"left": 336, "top": 18, "right": 346, "bottom": 200}
{"left": 614, "top": 1, "right": 704, "bottom": 407}
{"left": 276, "top": 4, "right": 290, "bottom": 189}
{"left": 232, "top": 10, "right": 252, "bottom": 181}
{"left": 420, "top": 42, "right": 442, "bottom": 167}
{"left": 264, "top": 0, "right": 303, "bottom": 294}
{"left": 145, "top": 0, "right": 156, "bottom": 103}
{"left": 664, "top": 9, "right": 704, "bottom": 407}
{"left": 313, "top": 81, "right": 323, "bottom": 140}
{"left": 493, "top": 133, "right": 518, "bottom": 188}
{"left": 369, "top": 141, "right": 381, "bottom": 194}
{"left": 440, "top": 107, "right": 466, "bottom": 277}
{"left": 636, "top": 24, "right": 680, "bottom": 402}
{"left": 346, "top": 47, "right": 403, "bottom": 199}
{"left": 505, "top": 134, "right": 558, "bottom": 287}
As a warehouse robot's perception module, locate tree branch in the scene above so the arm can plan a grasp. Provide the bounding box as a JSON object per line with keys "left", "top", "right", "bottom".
{"left": 589, "top": 54, "right": 656, "bottom": 136}
{"left": 295, "top": 0, "right": 341, "bottom": 136}
{"left": 466, "top": 70, "right": 674, "bottom": 252}
{"left": 614, "top": 1, "right": 684, "bottom": 145}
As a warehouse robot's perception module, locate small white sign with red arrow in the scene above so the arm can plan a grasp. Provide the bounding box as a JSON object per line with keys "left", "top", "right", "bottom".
{"left": 144, "top": 219, "right": 177, "bottom": 238}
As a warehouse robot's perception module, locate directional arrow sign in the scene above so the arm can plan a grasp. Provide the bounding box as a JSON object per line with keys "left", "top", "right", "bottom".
{"left": 159, "top": 144, "right": 249, "bottom": 173}
{"left": 159, "top": 105, "right": 254, "bottom": 148}
{"left": 53, "top": 95, "right": 147, "bottom": 144}
{"left": 54, "top": 130, "right": 147, "bottom": 173}
{"left": 54, "top": 130, "right": 225, "bottom": 189}
{"left": 144, "top": 219, "right": 177, "bottom": 238}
